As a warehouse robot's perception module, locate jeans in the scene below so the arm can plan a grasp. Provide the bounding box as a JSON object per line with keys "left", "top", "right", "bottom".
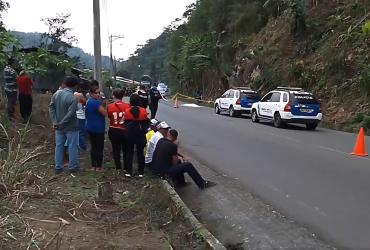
{"left": 18, "top": 93, "right": 32, "bottom": 120}
{"left": 55, "top": 130, "right": 79, "bottom": 170}
{"left": 125, "top": 136, "right": 146, "bottom": 175}
{"left": 166, "top": 162, "right": 206, "bottom": 188}
{"left": 5, "top": 91, "right": 17, "bottom": 118}
{"left": 78, "top": 119, "right": 87, "bottom": 150}
{"left": 88, "top": 131, "right": 105, "bottom": 168}
{"left": 108, "top": 127, "right": 127, "bottom": 170}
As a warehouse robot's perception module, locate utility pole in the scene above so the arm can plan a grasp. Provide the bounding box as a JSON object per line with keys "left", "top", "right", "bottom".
{"left": 93, "top": 0, "right": 102, "bottom": 89}
{"left": 109, "top": 35, "right": 124, "bottom": 85}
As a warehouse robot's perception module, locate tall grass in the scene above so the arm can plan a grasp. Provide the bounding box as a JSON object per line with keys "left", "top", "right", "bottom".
{"left": 0, "top": 118, "right": 46, "bottom": 193}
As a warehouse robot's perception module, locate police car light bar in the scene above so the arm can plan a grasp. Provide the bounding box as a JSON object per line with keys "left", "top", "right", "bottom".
{"left": 275, "top": 86, "right": 303, "bottom": 91}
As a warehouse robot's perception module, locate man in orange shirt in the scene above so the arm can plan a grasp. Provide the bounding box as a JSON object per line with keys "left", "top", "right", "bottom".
{"left": 16, "top": 71, "right": 33, "bottom": 121}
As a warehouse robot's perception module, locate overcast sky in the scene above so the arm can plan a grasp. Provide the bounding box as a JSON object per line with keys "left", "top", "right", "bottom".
{"left": 3, "top": 0, "right": 195, "bottom": 59}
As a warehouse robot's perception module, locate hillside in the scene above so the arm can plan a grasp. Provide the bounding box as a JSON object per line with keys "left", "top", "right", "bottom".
{"left": 120, "top": 0, "right": 370, "bottom": 132}
{"left": 11, "top": 31, "right": 112, "bottom": 69}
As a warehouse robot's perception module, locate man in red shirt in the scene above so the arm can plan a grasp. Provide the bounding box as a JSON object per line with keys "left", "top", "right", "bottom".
{"left": 16, "top": 71, "right": 33, "bottom": 121}
{"left": 107, "top": 89, "right": 131, "bottom": 170}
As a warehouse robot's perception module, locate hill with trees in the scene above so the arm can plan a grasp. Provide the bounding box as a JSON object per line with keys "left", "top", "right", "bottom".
{"left": 119, "top": 0, "right": 370, "bottom": 132}
{"left": 11, "top": 30, "right": 112, "bottom": 69}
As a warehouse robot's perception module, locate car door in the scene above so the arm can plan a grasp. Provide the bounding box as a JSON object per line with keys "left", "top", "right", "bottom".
{"left": 220, "top": 90, "right": 229, "bottom": 109}
{"left": 270, "top": 92, "right": 281, "bottom": 116}
{"left": 259, "top": 93, "right": 273, "bottom": 117}
{"left": 227, "top": 90, "right": 235, "bottom": 108}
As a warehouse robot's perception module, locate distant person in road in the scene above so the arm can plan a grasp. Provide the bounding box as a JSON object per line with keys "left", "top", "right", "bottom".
{"left": 49, "top": 76, "right": 79, "bottom": 174}
{"left": 151, "top": 129, "right": 215, "bottom": 189}
{"left": 124, "top": 93, "right": 149, "bottom": 177}
{"left": 74, "top": 86, "right": 87, "bottom": 151}
{"left": 107, "top": 89, "right": 131, "bottom": 171}
{"left": 86, "top": 85, "right": 107, "bottom": 172}
{"left": 137, "top": 85, "right": 149, "bottom": 109}
{"left": 16, "top": 70, "right": 33, "bottom": 122}
{"left": 149, "top": 85, "right": 162, "bottom": 119}
{"left": 145, "top": 120, "right": 171, "bottom": 169}
{"left": 3, "top": 59, "right": 18, "bottom": 119}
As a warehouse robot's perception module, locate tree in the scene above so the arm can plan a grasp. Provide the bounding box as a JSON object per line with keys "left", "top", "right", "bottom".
{"left": 41, "top": 13, "right": 78, "bottom": 54}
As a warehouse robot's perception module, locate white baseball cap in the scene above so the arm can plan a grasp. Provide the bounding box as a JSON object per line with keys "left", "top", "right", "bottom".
{"left": 156, "top": 121, "right": 171, "bottom": 129}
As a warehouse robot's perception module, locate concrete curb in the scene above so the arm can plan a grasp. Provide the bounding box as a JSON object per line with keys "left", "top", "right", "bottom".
{"left": 160, "top": 180, "right": 226, "bottom": 250}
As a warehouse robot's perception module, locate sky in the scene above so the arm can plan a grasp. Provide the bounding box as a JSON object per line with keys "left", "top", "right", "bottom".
{"left": 3, "top": 0, "right": 195, "bottom": 60}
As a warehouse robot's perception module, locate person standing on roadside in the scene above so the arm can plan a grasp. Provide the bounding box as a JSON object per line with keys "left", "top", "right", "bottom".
{"left": 144, "top": 118, "right": 158, "bottom": 156}
{"left": 137, "top": 85, "right": 149, "bottom": 109}
{"left": 107, "top": 89, "right": 131, "bottom": 171}
{"left": 3, "top": 59, "right": 18, "bottom": 119}
{"left": 49, "top": 76, "right": 79, "bottom": 174}
{"left": 16, "top": 71, "right": 33, "bottom": 122}
{"left": 149, "top": 84, "right": 162, "bottom": 119}
{"left": 85, "top": 84, "right": 107, "bottom": 172}
{"left": 124, "top": 93, "right": 149, "bottom": 177}
{"left": 74, "top": 86, "right": 87, "bottom": 151}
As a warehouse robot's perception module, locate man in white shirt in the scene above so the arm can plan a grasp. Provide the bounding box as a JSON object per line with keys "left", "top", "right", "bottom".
{"left": 145, "top": 121, "right": 170, "bottom": 168}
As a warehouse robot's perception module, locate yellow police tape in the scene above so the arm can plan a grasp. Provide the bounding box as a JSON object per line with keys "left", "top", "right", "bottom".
{"left": 171, "top": 92, "right": 214, "bottom": 104}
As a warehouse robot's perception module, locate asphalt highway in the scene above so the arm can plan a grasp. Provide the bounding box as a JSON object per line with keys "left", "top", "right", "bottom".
{"left": 156, "top": 100, "right": 370, "bottom": 249}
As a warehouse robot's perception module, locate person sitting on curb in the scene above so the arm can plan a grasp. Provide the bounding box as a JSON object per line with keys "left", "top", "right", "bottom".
{"left": 151, "top": 129, "right": 216, "bottom": 189}
{"left": 144, "top": 118, "right": 158, "bottom": 156}
{"left": 145, "top": 121, "right": 171, "bottom": 169}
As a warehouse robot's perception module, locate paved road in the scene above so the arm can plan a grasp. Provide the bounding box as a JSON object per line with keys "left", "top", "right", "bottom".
{"left": 156, "top": 100, "right": 370, "bottom": 249}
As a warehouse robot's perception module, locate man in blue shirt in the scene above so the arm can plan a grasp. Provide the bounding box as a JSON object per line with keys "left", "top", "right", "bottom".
{"left": 49, "top": 77, "right": 79, "bottom": 174}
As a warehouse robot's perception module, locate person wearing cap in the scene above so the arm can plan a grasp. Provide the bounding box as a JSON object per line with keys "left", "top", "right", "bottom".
{"left": 145, "top": 120, "right": 171, "bottom": 168}
{"left": 151, "top": 129, "right": 215, "bottom": 189}
{"left": 124, "top": 93, "right": 149, "bottom": 177}
{"left": 16, "top": 70, "right": 33, "bottom": 122}
{"left": 107, "top": 89, "right": 131, "bottom": 170}
{"left": 144, "top": 118, "right": 158, "bottom": 156}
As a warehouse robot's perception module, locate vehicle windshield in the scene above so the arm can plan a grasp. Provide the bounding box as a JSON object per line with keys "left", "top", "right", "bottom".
{"left": 291, "top": 93, "right": 319, "bottom": 104}
{"left": 240, "top": 92, "right": 260, "bottom": 100}
{"left": 158, "top": 83, "right": 166, "bottom": 88}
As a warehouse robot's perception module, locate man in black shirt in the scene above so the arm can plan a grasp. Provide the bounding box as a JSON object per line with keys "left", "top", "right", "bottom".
{"left": 137, "top": 85, "right": 149, "bottom": 109}
{"left": 151, "top": 129, "right": 215, "bottom": 189}
{"left": 149, "top": 85, "right": 162, "bottom": 119}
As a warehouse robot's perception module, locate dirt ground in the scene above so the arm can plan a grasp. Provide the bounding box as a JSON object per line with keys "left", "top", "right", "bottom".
{"left": 0, "top": 93, "right": 207, "bottom": 250}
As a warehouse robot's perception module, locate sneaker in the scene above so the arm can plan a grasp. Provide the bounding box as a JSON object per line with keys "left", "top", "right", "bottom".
{"left": 138, "top": 174, "right": 144, "bottom": 178}
{"left": 69, "top": 168, "right": 79, "bottom": 174}
{"left": 55, "top": 169, "right": 63, "bottom": 175}
{"left": 125, "top": 173, "right": 132, "bottom": 177}
{"left": 202, "top": 181, "right": 216, "bottom": 189}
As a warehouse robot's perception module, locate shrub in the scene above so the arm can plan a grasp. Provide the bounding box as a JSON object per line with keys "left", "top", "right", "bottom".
{"left": 362, "top": 116, "right": 370, "bottom": 129}
{"left": 352, "top": 113, "right": 365, "bottom": 124}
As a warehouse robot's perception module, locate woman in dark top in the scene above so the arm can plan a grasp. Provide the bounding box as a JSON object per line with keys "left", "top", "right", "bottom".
{"left": 124, "top": 93, "right": 149, "bottom": 177}
{"left": 85, "top": 85, "right": 107, "bottom": 172}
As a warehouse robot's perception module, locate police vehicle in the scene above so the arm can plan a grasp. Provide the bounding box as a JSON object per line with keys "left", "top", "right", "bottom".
{"left": 251, "top": 87, "right": 322, "bottom": 130}
{"left": 214, "top": 87, "right": 260, "bottom": 117}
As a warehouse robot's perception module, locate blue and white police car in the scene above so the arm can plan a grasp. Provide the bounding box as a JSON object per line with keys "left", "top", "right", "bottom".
{"left": 214, "top": 87, "right": 261, "bottom": 117}
{"left": 251, "top": 87, "right": 322, "bottom": 130}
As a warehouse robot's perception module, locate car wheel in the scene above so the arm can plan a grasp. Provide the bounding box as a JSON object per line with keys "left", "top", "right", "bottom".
{"left": 306, "top": 123, "right": 318, "bottom": 130}
{"left": 215, "top": 104, "right": 220, "bottom": 114}
{"left": 229, "top": 106, "right": 235, "bottom": 117}
{"left": 251, "top": 110, "right": 259, "bottom": 123}
{"left": 273, "top": 112, "right": 284, "bottom": 128}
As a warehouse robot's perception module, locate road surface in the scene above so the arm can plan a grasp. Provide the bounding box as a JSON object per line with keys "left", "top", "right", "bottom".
{"left": 156, "top": 100, "right": 370, "bottom": 249}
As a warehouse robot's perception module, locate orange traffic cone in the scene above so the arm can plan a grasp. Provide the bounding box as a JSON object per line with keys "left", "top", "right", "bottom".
{"left": 352, "top": 127, "right": 368, "bottom": 157}
{"left": 173, "top": 97, "right": 179, "bottom": 108}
